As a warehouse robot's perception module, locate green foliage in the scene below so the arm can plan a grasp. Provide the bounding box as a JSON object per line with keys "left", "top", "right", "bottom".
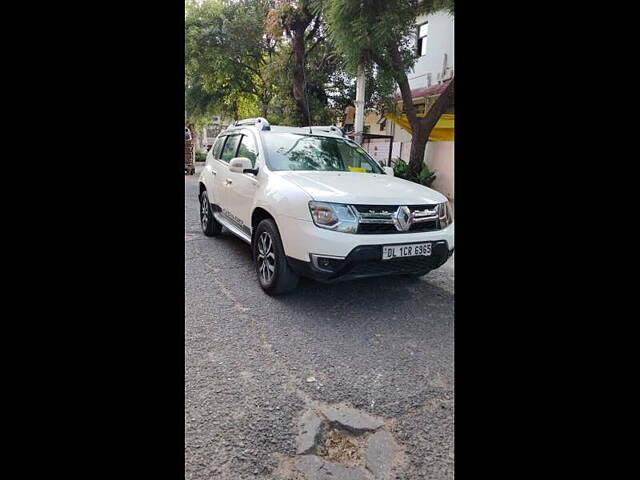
{"left": 392, "top": 158, "right": 437, "bottom": 187}
{"left": 417, "top": 163, "right": 437, "bottom": 187}
{"left": 393, "top": 157, "right": 410, "bottom": 178}
{"left": 185, "top": 0, "right": 277, "bottom": 123}
{"left": 195, "top": 151, "right": 208, "bottom": 162}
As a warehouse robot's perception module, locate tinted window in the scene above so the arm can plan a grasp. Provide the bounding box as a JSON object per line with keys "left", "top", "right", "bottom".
{"left": 220, "top": 135, "right": 241, "bottom": 162}
{"left": 212, "top": 137, "right": 225, "bottom": 159}
{"left": 263, "top": 134, "right": 383, "bottom": 173}
{"left": 237, "top": 134, "right": 258, "bottom": 167}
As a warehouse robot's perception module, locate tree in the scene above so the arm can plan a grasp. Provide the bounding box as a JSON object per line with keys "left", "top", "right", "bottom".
{"left": 185, "top": 0, "right": 395, "bottom": 129}
{"left": 326, "top": 0, "right": 454, "bottom": 177}
{"left": 266, "top": 0, "right": 325, "bottom": 126}
{"left": 264, "top": 27, "right": 360, "bottom": 126}
{"left": 185, "top": 0, "right": 277, "bottom": 122}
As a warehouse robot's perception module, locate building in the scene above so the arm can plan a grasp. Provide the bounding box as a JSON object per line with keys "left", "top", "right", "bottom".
{"left": 369, "top": 9, "right": 455, "bottom": 201}
{"left": 199, "top": 115, "right": 234, "bottom": 152}
{"left": 200, "top": 116, "right": 222, "bottom": 152}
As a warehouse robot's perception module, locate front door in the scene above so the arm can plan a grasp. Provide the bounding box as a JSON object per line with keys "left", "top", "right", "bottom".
{"left": 204, "top": 135, "right": 229, "bottom": 208}
{"left": 225, "top": 132, "right": 260, "bottom": 236}
{"left": 213, "top": 133, "right": 242, "bottom": 216}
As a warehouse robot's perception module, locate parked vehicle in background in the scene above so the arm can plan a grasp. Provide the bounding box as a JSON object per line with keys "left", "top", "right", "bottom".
{"left": 198, "top": 118, "right": 454, "bottom": 294}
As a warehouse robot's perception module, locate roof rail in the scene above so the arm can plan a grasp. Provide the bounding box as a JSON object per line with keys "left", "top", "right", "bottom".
{"left": 233, "top": 117, "right": 271, "bottom": 131}
{"left": 309, "top": 125, "right": 344, "bottom": 136}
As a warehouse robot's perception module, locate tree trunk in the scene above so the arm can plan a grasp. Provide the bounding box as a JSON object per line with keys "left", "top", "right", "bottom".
{"left": 190, "top": 127, "right": 199, "bottom": 152}
{"left": 385, "top": 40, "right": 420, "bottom": 130}
{"left": 232, "top": 101, "right": 239, "bottom": 122}
{"left": 408, "top": 123, "right": 429, "bottom": 176}
{"left": 291, "top": 28, "right": 310, "bottom": 126}
{"left": 408, "top": 78, "right": 455, "bottom": 176}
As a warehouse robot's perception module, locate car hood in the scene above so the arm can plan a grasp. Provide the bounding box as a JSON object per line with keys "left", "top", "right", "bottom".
{"left": 273, "top": 171, "right": 447, "bottom": 205}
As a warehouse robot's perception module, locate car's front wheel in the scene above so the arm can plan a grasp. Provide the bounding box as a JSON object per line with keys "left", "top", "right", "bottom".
{"left": 254, "top": 219, "right": 299, "bottom": 295}
{"left": 200, "top": 190, "right": 222, "bottom": 237}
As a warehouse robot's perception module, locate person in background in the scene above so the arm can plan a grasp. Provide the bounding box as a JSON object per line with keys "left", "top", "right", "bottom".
{"left": 343, "top": 101, "right": 355, "bottom": 134}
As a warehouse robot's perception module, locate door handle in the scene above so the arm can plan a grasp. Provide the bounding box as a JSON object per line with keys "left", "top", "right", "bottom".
{"left": 211, "top": 170, "right": 217, "bottom": 176}
{"left": 225, "top": 179, "right": 233, "bottom": 185}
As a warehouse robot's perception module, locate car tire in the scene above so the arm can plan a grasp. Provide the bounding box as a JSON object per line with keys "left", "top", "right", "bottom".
{"left": 200, "top": 190, "right": 222, "bottom": 237}
{"left": 254, "top": 219, "right": 299, "bottom": 295}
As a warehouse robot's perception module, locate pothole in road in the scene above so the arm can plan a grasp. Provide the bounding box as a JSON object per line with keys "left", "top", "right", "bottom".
{"left": 290, "top": 402, "right": 403, "bottom": 479}
{"left": 317, "top": 424, "right": 366, "bottom": 468}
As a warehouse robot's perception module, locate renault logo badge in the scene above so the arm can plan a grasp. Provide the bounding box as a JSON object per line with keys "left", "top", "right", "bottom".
{"left": 393, "top": 206, "right": 412, "bottom": 231}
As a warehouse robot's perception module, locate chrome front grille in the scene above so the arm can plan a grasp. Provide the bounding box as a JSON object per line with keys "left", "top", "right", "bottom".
{"left": 355, "top": 205, "right": 396, "bottom": 225}
{"left": 353, "top": 204, "right": 441, "bottom": 234}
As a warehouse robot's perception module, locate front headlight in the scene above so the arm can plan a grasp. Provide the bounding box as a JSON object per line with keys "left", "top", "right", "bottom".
{"left": 438, "top": 201, "right": 453, "bottom": 228}
{"left": 308, "top": 201, "right": 358, "bottom": 233}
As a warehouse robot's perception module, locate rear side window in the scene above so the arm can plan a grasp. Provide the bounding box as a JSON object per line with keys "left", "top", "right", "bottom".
{"left": 211, "top": 136, "right": 225, "bottom": 159}
{"left": 220, "top": 135, "right": 241, "bottom": 162}
{"left": 237, "top": 134, "right": 258, "bottom": 167}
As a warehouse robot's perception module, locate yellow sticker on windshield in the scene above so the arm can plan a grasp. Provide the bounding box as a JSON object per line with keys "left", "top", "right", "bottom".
{"left": 348, "top": 167, "right": 366, "bottom": 173}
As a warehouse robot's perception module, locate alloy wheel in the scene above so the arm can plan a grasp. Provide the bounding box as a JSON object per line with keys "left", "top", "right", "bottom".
{"left": 201, "top": 195, "right": 209, "bottom": 230}
{"left": 257, "top": 232, "right": 275, "bottom": 284}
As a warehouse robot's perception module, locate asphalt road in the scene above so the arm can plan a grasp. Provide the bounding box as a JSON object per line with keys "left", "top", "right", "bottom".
{"left": 185, "top": 169, "right": 454, "bottom": 480}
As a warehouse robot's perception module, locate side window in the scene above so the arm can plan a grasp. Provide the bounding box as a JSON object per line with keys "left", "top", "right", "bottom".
{"left": 220, "top": 134, "right": 241, "bottom": 162}
{"left": 237, "top": 134, "right": 258, "bottom": 167}
{"left": 212, "top": 136, "right": 225, "bottom": 159}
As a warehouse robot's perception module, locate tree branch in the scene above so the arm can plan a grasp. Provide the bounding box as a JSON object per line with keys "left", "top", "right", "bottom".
{"left": 228, "top": 56, "right": 261, "bottom": 77}
{"left": 385, "top": 39, "right": 418, "bottom": 126}
{"left": 368, "top": 50, "right": 391, "bottom": 73}
{"left": 418, "top": 77, "right": 454, "bottom": 131}
{"left": 305, "top": 15, "right": 321, "bottom": 42}
{"left": 306, "top": 35, "right": 324, "bottom": 56}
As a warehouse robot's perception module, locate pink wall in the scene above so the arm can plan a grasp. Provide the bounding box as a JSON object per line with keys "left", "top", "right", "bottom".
{"left": 388, "top": 120, "right": 454, "bottom": 201}
{"left": 426, "top": 141, "right": 454, "bottom": 200}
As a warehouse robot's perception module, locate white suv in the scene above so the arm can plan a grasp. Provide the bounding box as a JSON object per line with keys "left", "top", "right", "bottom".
{"left": 198, "top": 117, "right": 454, "bottom": 294}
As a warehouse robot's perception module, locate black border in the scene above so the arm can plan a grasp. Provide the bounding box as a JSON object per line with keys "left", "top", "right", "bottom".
{"left": 24, "top": 1, "right": 615, "bottom": 477}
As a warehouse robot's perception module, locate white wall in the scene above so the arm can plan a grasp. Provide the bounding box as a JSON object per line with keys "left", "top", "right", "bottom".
{"left": 389, "top": 122, "right": 412, "bottom": 162}
{"left": 408, "top": 10, "right": 454, "bottom": 90}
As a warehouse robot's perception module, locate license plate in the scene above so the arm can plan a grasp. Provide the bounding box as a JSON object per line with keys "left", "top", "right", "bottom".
{"left": 382, "top": 242, "right": 432, "bottom": 260}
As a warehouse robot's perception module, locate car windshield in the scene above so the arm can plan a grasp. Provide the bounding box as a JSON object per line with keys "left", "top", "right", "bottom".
{"left": 263, "top": 133, "right": 384, "bottom": 174}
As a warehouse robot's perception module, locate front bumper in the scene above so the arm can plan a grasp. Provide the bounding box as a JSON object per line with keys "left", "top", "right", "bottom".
{"left": 287, "top": 241, "right": 453, "bottom": 283}
{"left": 276, "top": 215, "right": 455, "bottom": 261}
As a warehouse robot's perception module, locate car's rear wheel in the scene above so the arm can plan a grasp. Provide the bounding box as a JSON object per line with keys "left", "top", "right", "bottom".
{"left": 200, "top": 190, "right": 222, "bottom": 236}
{"left": 254, "top": 219, "right": 299, "bottom": 295}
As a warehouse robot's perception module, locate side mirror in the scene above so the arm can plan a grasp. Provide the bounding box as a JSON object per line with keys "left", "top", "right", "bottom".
{"left": 383, "top": 166, "right": 394, "bottom": 176}
{"left": 229, "top": 157, "right": 254, "bottom": 174}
